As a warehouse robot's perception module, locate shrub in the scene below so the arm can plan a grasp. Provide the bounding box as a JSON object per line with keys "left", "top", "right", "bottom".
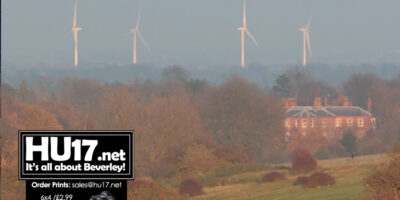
{"left": 178, "top": 144, "right": 218, "bottom": 176}
{"left": 261, "top": 171, "right": 286, "bottom": 183}
{"left": 293, "top": 176, "right": 309, "bottom": 186}
{"left": 365, "top": 144, "right": 400, "bottom": 199}
{"left": 304, "top": 172, "right": 335, "bottom": 188}
{"left": 291, "top": 148, "right": 318, "bottom": 173}
{"left": 179, "top": 178, "right": 204, "bottom": 197}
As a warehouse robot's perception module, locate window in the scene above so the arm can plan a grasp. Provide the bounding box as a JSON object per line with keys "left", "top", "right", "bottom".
{"left": 285, "top": 119, "right": 290, "bottom": 128}
{"left": 371, "top": 118, "right": 376, "bottom": 128}
{"left": 302, "top": 119, "right": 307, "bottom": 128}
{"left": 302, "top": 132, "right": 306, "bottom": 136}
{"left": 295, "top": 120, "right": 299, "bottom": 127}
{"left": 358, "top": 118, "right": 364, "bottom": 127}
{"left": 335, "top": 118, "right": 342, "bottom": 127}
{"left": 322, "top": 119, "right": 327, "bottom": 128}
{"left": 311, "top": 119, "right": 314, "bottom": 128}
{"left": 323, "top": 132, "right": 327, "bottom": 137}
{"left": 347, "top": 118, "right": 353, "bottom": 127}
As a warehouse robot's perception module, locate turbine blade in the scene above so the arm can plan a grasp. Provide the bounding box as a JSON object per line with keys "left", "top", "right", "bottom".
{"left": 137, "top": 31, "right": 150, "bottom": 50}
{"left": 74, "top": 31, "right": 79, "bottom": 67}
{"left": 245, "top": 29, "right": 258, "bottom": 46}
{"left": 306, "top": 15, "right": 312, "bottom": 28}
{"left": 73, "top": 0, "right": 77, "bottom": 27}
{"left": 306, "top": 31, "right": 312, "bottom": 57}
{"left": 136, "top": 6, "right": 142, "bottom": 30}
{"left": 73, "top": 31, "right": 78, "bottom": 46}
{"left": 243, "top": 0, "right": 247, "bottom": 27}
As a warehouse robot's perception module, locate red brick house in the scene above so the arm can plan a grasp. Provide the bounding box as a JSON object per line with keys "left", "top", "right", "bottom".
{"left": 285, "top": 97, "right": 376, "bottom": 141}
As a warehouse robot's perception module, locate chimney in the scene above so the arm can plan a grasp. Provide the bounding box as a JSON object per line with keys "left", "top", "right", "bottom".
{"left": 286, "top": 98, "right": 297, "bottom": 110}
{"left": 343, "top": 97, "right": 351, "bottom": 106}
{"left": 324, "top": 97, "right": 328, "bottom": 106}
{"left": 368, "top": 97, "right": 372, "bottom": 113}
{"left": 314, "top": 97, "right": 321, "bottom": 111}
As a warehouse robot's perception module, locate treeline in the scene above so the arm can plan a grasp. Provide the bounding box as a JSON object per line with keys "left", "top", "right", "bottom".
{"left": 1, "top": 66, "right": 285, "bottom": 199}
{"left": 3, "top": 65, "right": 400, "bottom": 199}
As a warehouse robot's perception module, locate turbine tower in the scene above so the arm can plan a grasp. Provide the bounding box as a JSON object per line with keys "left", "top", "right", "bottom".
{"left": 237, "top": 0, "right": 258, "bottom": 68}
{"left": 72, "top": 0, "right": 82, "bottom": 67}
{"left": 299, "top": 16, "right": 312, "bottom": 67}
{"left": 130, "top": 7, "right": 150, "bottom": 64}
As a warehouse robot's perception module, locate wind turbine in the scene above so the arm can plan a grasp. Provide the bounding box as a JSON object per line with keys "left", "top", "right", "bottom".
{"left": 72, "top": 0, "right": 82, "bottom": 67}
{"left": 237, "top": 0, "right": 258, "bottom": 68}
{"left": 129, "top": 7, "right": 150, "bottom": 64}
{"left": 299, "top": 16, "right": 312, "bottom": 67}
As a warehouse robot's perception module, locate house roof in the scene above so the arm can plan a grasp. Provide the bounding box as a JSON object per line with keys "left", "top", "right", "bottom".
{"left": 286, "top": 106, "right": 372, "bottom": 117}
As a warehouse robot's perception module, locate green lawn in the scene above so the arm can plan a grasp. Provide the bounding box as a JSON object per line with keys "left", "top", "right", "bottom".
{"left": 192, "top": 154, "right": 386, "bottom": 200}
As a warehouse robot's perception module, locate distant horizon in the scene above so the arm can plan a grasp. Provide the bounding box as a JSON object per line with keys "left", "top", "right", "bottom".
{"left": 5, "top": 60, "right": 400, "bottom": 71}
{"left": 4, "top": 62, "right": 400, "bottom": 90}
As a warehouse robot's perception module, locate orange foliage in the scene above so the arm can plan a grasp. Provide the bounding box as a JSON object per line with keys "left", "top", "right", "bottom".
{"left": 179, "top": 179, "right": 204, "bottom": 197}
{"left": 291, "top": 148, "right": 318, "bottom": 173}
{"left": 2, "top": 101, "right": 63, "bottom": 200}
{"left": 287, "top": 129, "right": 329, "bottom": 154}
{"left": 197, "top": 76, "right": 286, "bottom": 162}
{"left": 39, "top": 101, "right": 81, "bottom": 129}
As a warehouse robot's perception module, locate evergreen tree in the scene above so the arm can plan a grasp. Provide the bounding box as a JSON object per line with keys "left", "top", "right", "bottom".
{"left": 340, "top": 130, "right": 357, "bottom": 154}
{"left": 272, "top": 74, "right": 291, "bottom": 97}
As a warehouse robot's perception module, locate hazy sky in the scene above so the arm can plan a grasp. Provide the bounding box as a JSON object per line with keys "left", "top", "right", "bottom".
{"left": 4, "top": 0, "right": 400, "bottom": 68}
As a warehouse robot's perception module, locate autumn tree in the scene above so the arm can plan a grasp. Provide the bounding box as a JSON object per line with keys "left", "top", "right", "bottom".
{"left": 365, "top": 144, "right": 400, "bottom": 199}
{"left": 53, "top": 77, "right": 104, "bottom": 113}
{"left": 97, "top": 84, "right": 210, "bottom": 178}
{"left": 1, "top": 101, "right": 62, "bottom": 200}
{"left": 356, "top": 130, "right": 388, "bottom": 155}
{"left": 10, "top": 103, "right": 63, "bottom": 130}
{"left": 342, "top": 73, "right": 381, "bottom": 109}
{"left": 284, "top": 67, "right": 338, "bottom": 105}
{"left": 96, "top": 86, "right": 138, "bottom": 130}
{"left": 38, "top": 101, "right": 82, "bottom": 130}
{"left": 197, "top": 75, "right": 286, "bottom": 162}
{"left": 370, "top": 78, "right": 400, "bottom": 144}
{"left": 2, "top": 102, "right": 63, "bottom": 165}
{"left": 177, "top": 144, "right": 218, "bottom": 176}
{"left": 135, "top": 94, "right": 209, "bottom": 178}
{"left": 287, "top": 128, "right": 330, "bottom": 154}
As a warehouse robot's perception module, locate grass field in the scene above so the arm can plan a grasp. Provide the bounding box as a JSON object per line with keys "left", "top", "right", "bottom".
{"left": 192, "top": 154, "right": 387, "bottom": 200}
